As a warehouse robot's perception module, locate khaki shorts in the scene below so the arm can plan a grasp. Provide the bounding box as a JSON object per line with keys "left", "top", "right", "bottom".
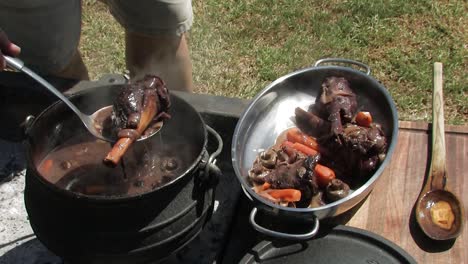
{"left": 0, "top": 0, "right": 193, "bottom": 74}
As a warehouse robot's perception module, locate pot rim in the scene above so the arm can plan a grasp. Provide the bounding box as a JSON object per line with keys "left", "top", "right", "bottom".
{"left": 25, "top": 86, "right": 208, "bottom": 203}
{"left": 232, "top": 63, "right": 399, "bottom": 214}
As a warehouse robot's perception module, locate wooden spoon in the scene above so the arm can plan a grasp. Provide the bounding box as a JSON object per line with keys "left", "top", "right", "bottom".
{"left": 415, "top": 62, "right": 464, "bottom": 240}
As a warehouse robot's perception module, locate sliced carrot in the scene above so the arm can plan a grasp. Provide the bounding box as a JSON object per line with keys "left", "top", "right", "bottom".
{"left": 262, "top": 182, "right": 271, "bottom": 190}
{"left": 291, "top": 142, "right": 318, "bottom": 156}
{"left": 282, "top": 140, "right": 318, "bottom": 156}
{"left": 257, "top": 191, "right": 279, "bottom": 203}
{"left": 286, "top": 127, "right": 319, "bottom": 150}
{"left": 314, "top": 164, "right": 336, "bottom": 188}
{"left": 40, "top": 159, "right": 54, "bottom": 174}
{"left": 356, "top": 111, "right": 373, "bottom": 127}
{"left": 268, "top": 189, "right": 302, "bottom": 202}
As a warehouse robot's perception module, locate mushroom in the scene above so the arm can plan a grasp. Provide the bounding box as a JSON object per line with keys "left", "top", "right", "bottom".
{"left": 248, "top": 163, "right": 270, "bottom": 183}
{"left": 260, "top": 149, "right": 277, "bottom": 169}
{"left": 325, "top": 179, "right": 350, "bottom": 202}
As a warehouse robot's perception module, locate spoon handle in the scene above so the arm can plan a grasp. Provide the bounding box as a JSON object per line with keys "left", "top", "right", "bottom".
{"left": 428, "top": 62, "right": 447, "bottom": 191}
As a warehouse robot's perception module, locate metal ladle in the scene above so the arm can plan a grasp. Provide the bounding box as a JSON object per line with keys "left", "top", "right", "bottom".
{"left": 4, "top": 55, "right": 161, "bottom": 142}
{"left": 415, "top": 62, "right": 464, "bottom": 240}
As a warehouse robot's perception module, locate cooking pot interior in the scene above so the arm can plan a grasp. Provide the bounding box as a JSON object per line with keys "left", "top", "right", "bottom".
{"left": 27, "top": 85, "right": 207, "bottom": 197}
{"left": 233, "top": 66, "right": 398, "bottom": 203}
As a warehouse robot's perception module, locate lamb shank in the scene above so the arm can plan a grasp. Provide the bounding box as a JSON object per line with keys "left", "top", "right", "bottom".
{"left": 104, "top": 75, "right": 171, "bottom": 167}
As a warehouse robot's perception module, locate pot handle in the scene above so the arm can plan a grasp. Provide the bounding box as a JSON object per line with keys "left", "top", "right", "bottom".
{"left": 204, "top": 125, "right": 223, "bottom": 177}
{"left": 21, "top": 115, "right": 36, "bottom": 137}
{"left": 314, "top": 58, "right": 371, "bottom": 75}
{"left": 196, "top": 125, "right": 223, "bottom": 188}
{"left": 249, "top": 207, "right": 320, "bottom": 240}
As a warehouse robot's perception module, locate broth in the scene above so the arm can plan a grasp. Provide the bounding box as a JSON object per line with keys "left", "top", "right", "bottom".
{"left": 37, "top": 134, "right": 197, "bottom": 197}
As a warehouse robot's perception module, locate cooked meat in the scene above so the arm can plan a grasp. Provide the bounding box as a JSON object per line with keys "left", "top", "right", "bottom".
{"left": 265, "top": 159, "right": 305, "bottom": 189}
{"left": 295, "top": 107, "right": 330, "bottom": 137}
{"left": 103, "top": 75, "right": 171, "bottom": 167}
{"left": 314, "top": 122, "right": 387, "bottom": 188}
{"left": 313, "top": 77, "right": 357, "bottom": 134}
{"left": 112, "top": 75, "right": 171, "bottom": 133}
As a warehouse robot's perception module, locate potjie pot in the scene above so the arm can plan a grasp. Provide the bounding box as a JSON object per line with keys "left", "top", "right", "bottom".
{"left": 23, "top": 84, "right": 222, "bottom": 263}
{"left": 231, "top": 58, "right": 399, "bottom": 240}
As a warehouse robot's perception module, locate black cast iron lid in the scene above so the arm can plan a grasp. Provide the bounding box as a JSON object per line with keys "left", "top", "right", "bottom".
{"left": 240, "top": 225, "right": 416, "bottom": 264}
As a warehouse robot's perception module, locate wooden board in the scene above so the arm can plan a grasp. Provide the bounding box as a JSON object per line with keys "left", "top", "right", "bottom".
{"left": 346, "top": 121, "right": 467, "bottom": 263}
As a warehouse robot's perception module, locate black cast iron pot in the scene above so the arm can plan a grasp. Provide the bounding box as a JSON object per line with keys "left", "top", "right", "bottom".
{"left": 232, "top": 58, "right": 399, "bottom": 240}
{"left": 23, "top": 84, "right": 222, "bottom": 263}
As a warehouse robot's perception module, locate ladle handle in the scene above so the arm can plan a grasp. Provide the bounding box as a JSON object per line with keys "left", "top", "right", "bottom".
{"left": 3, "top": 55, "right": 85, "bottom": 118}
{"left": 4, "top": 55, "right": 24, "bottom": 70}
{"left": 427, "top": 62, "right": 447, "bottom": 191}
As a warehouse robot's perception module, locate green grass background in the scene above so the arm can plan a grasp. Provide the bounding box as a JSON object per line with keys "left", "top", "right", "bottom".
{"left": 80, "top": 0, "right": 467, "bottom": 124}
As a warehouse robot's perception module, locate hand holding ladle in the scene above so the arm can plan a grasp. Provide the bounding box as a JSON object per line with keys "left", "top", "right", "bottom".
{"left": 415, "top": 62, "right": 464, "bottom": 240}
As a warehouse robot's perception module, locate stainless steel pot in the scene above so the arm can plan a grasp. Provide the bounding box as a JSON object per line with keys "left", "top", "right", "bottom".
{"left": 231, "top": 58, "right": 399, "bottom": 240}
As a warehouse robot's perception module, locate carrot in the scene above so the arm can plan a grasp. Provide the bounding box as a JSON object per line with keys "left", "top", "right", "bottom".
{"left": 282, "top": 141, "right": 318, "bottom": 156}
{"left": 268, "top": 189, "right": 302, "bottom": 202}
{"left": 314, "top": 164, "right": 336, "bottom": 188}
{"left": 253, "top": 182, "right": 272, "bottom": 194}
{"left": 286, "top": 127, "right": 319, "bottom": 150}
{"left": 257, "top": 191, "right": 279, "bottom": 203}
{"left": 262, "top": 182, "right": 271, "bottom": 190}
{"left": 356, "top": 111, "right": 373, "bottom": 127}
{"left": 292, "top": 142, "right": 318, "bottom": 156}
{"left": 40, "top": 159, "right": 54, "bottom": 174}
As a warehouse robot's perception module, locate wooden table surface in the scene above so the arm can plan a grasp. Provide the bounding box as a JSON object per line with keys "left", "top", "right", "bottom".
{"left": 346, "top": 121, "right": 467, "bottom": 263}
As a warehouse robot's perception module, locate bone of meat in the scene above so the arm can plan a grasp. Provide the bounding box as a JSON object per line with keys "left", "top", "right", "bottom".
{"left": 314, "top": 77, "right": 357, "bottom": 134}
{"left": 103, "top": 75, "right": 171, "bottom": 167}
{"left": 295, "top": 107, "right": 331, "bottom": 137}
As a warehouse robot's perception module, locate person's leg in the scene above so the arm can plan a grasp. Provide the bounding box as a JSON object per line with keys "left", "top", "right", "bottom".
{"left": 107, "top": 0, "right": 194, "bottom": 92}
{"left": 52, "top": 49, "right": 89, "bottom": 81}
{"left": 0, "top": 0, "right": 86, "bottom": 80}
{"left": 125, "top": 31, "right": 192, "bottom": 92}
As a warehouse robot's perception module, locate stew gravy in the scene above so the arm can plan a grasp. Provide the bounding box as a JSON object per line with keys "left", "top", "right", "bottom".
{"left": 37, "top": 134, "right": 196, "bottom": 197}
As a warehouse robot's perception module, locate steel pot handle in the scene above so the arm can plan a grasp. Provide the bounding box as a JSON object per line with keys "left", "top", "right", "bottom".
{"left": 314, "top": 58, "right": 371, "bottom": 75}
{"left": 249, "top": 207, "right": 320, "bottom": 240}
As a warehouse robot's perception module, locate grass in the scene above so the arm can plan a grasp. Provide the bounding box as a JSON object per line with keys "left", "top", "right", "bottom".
{"left": 80, "top": 0, "right": 467, "bottom": 124}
